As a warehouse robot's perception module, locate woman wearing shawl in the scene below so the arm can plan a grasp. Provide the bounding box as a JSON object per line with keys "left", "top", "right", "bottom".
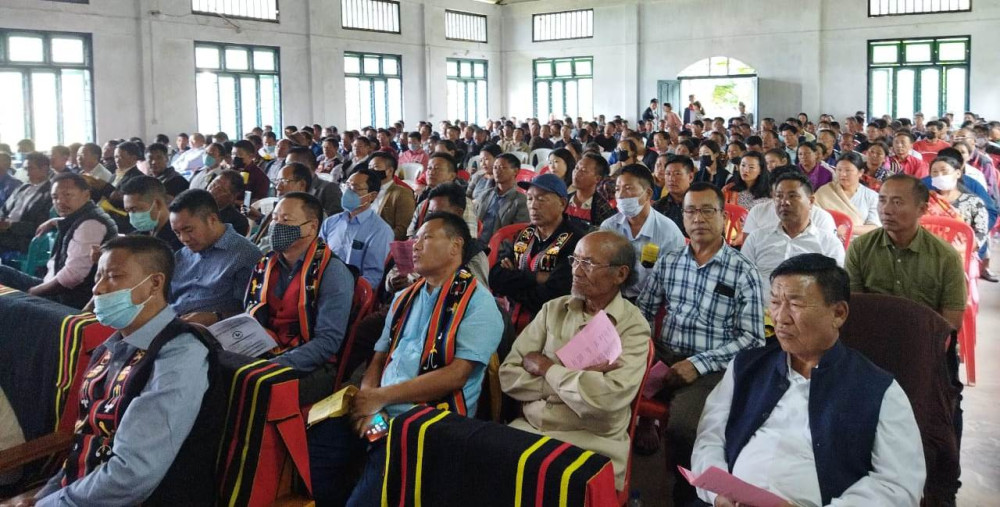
{"left": 814, "top": 151, "right": 881, "bottom": 237}
{"left": 926, "top": 154, "right": 990, "bottom": 251}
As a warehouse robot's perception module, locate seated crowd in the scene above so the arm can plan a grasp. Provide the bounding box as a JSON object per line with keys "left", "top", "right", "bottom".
{"left": 0, "top": 107, "right": 996, "bottom": 506}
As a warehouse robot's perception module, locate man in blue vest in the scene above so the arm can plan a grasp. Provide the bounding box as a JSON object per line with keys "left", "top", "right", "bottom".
{"left": 692, "top": 254, "right": 925, "bottom": 506}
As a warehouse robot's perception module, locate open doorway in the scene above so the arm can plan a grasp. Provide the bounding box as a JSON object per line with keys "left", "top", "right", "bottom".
{"left": 678, "top": 56, "right": 757, "bottom": 125}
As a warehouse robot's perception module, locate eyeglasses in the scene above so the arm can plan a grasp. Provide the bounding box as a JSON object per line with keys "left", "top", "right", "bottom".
{"left": 276, "top": 178, "right": 301, "bottom": 185}
{"left": 682, "top": 207, "right": 720, "bottom": 218}
{"left": 568, "top": 255, "right": 615, "bottom": 272}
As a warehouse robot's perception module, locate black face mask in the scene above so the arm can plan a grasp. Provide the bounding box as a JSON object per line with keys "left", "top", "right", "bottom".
{"left": 731, "top": 156, "right": 741, "bottom": 168}
{"left": 232, "top": 157, "right": 246, "bottom": 169}
{"left": 616, "top": 149, "right": 630, "bottom": 161}
{"left": 700, "top": 155, "right": 713, "bottom": 168}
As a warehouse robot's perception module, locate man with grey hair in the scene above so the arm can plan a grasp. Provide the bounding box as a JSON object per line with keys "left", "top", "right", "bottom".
{"left": 500, "top": 230, "right": 652, "bottom": 490}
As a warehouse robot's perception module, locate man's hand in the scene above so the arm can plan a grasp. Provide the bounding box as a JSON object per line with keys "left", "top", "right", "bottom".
{"left": 670, "top": 359, "right": 700, "bottom": 386}
{"left": 352, "top": 387, "right": 387, "bottom": 419}
{"left": 499, "top": 258, "right": 514, "bottom": 270}
{"left": 584, "top": 360, "right": 622, "bottom": 373}
{"left": 35, "top": 218, "right": 60, "bottom": 237}
{"left": 387, "top": 269, "right": 412, "bottom": 292}
{"left": 179, "top": 312, "right": 220, "bottom": 326}
{"left": 714, "top": 496, "right": 737, "bottom": 507}
{"left": 244, "top": 205, "right": 262, "bottom": 221}
{"left": 523, "top": 352, "right": 554, "bottom": 377}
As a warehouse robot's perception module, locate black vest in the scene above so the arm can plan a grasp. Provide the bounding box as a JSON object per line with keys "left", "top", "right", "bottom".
{"left": 64, "top": 318, "right": 225, "bottom": 506}
{"left": 52, "top": 200, "right": 117, "bottom": 307}
{"left": 724, "top": 340, "right": 893, "bottom": 504}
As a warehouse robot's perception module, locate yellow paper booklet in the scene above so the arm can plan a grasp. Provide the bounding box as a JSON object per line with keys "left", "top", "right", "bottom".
{"left": 307, "top": 385, "right": 359, "bottom": 427}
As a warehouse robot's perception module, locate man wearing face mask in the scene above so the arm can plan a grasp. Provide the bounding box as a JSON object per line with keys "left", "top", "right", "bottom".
{"left": 609, "top": 139, "right": 641, "bottom": 176}
{"left": 121, "top": 176, "right": 183, "bottom": 251}
{"left": 189, "top": 142, "right": 226, "bottom": 191}
{"left": 320, "top": 169, "right": 393, "bottom": 288}
{"left": 600, "top": 165, "right": 685, "bottom": 299}
{"left": 251, "top": 162, "right": 313, "bottom": 252}
{"left": 370, "top": 151, "right": 416, "bottom": 241}
{"left": 913, "top": 121, "right": 951, "bottom": 164}
{"left": 286, "top": 146, "right": 344, "bottom": 217}
{"left": 28, "top": 235, "right": 222, "bottom": 507}
{"left": 231, "top": 140, "right": 270, "bottom": 201}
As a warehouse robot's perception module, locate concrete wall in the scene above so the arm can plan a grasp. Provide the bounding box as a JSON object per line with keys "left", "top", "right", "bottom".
{"left": 0, "top": 0, "right": 501, "bottom": 142}
{"left": 2, "top": 0, "right": 998, "bottom": 142}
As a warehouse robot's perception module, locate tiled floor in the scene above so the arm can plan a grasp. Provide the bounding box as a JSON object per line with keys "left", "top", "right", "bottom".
{"left": 629, "top": 277, "right": 1000, "bottom": 507}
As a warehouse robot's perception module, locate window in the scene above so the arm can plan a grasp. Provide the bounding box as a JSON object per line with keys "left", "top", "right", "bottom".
{"left": 533, "top": 9, "right": 593, "bottom": 42}
{"left": 344, "top": 52, "right": 401, "bottom": 130}
{"left": 533, "top": 57, "right": 592, "bottom": 120}
{"left": 0, "top": 30, "right": 93, "bottom": 148}
{"left": 445, "top": 10, "right": 487, "bottom": 43}
{"left": 195, "top": 43, "right": 280, "bottom": 138}
{"left": 342, "top": 0, "right": 400, "bottom": 34}
{"left": 868, "top": 36, "right": 969, "bottom": 119}
{"left": 869, "top": 0, "right": 971, "bottom": 17}
{"left": 447, "top": 59, "right": 487, "bottom": 125}
{"left": 192, "top": 0, "right": 279, "bottom": 22}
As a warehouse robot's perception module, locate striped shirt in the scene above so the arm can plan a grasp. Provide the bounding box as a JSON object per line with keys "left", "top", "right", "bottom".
{"left": 636, "top": 243, "right": 765, "bottom": 374}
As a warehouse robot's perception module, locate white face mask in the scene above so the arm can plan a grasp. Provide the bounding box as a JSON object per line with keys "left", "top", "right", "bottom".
{"left": 931, "top": 174, "right": 958, "bottom": 192}
{"left": 616, "top": 197, "right": 643, "bottom": 218}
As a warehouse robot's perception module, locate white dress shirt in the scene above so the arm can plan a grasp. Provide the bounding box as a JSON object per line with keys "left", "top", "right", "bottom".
{"left": 741, "top": 222, "right": 845, "bottom": 295}
{"left": 693, "top": 357, "right": 926, "bottom": 507}
{"left": 743, "top": 201, "right": 836, "bottom": 236}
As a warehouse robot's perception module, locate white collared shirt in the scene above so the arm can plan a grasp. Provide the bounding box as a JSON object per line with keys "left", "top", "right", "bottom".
{"left": 741, "top": 221, "right": 845, "bottom": 294}
{"left": 744, "top": 201, "right": 836, "bottom": 236}
{"left": 692, "top": 357, "right": 925, "bottom": 506}
{"left": 600, "top": 208, "right": 685, "bottom": 298}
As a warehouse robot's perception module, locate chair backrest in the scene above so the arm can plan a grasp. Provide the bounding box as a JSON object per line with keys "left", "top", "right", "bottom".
{"left": 619, "top": 340, "right": 655, "bottom": 503}
{"left": 601, "top": 151, "right": 612, "bottom": 162}
{"left": 723, "top": 203, "right": 748, "bottom": 246}
{"left": 839, "top": 292, "right": 959, "bottom": 503}
{"left": 251, "top": 197, "right": 279, "bottom": 217}
{"left": 335, "top": 276, "right": 375, "bottom": 390}
{"left": 509, "top": 150, "right": 529, "bottom": 164}
{"left": 825, "top": 209, "right": 854, "bottom": 249}
{"left": 399, "top": 163, "right": 423, "bottom": 182}
{"left": 316, "top": 171, "right": 334, "bottom": 182}
{"left": 21, "top": 230, "right": 56, "bottom": 276}
{"left": 487, "top": 222, "right": 530, "bottom": 267}
{"left": 919, "top": 215, "right": 974, "bottom": 272}
{"left": 528, "top": 148, "right": 552, "bottom": 168}
{"left": 515, "top": 169, "right": 535, "bottom": 192}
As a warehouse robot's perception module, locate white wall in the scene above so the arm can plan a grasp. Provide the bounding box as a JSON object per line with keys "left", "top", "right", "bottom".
{"left": 502, "top": 0, "right": 1000, "bottom": 123}
{"left": 0, "top": 0, "right": 502, "bottom": 142}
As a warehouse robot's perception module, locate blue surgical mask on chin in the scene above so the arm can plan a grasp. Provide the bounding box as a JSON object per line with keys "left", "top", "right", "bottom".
{"left": 92, "top": 275, "right": 154, "bottom": 330}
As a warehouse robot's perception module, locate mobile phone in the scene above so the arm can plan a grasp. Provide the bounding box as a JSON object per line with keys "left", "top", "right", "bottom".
{"left": 364, "top": 413, "right": 389, "bottom": 442}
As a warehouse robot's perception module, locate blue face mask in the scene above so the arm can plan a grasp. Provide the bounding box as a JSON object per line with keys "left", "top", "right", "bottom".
{"left": 341, "top": 187, "right": 362, "bottom": 212}
{"left": 92, "top": 275, "right": 153, "bottom": 329}
{"left": 128, "top": 204, "right": 158, "bottom": 232}
{"left": 203, "top": 153, "right": 217, "bottom": 168}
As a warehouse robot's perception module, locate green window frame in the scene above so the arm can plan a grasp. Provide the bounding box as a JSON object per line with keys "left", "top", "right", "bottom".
{"left": 532, "top": 57, "right": 593, "bottom": 120}
{"left": 867, "top": 36, "right": 969, "bottom": 120}
{"left": 446, "top": 59, "right": 487, "bottom": 125}
{"left": 344, "top": 52, "right": 402, "bottom": 130}
{"left": 0, "top": 29, "right": 94, "bottom": 148}
{"left": 194, "top": 42, "right": 281, "bottom": 138}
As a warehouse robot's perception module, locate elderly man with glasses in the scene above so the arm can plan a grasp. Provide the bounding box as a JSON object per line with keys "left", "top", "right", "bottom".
{"left": 636, "top": 181, "right": 765, "bottom": 506}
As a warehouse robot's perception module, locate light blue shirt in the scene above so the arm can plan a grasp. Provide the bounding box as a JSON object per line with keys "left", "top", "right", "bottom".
{"left": 171, "top": 224, "right": 263, "bottom": 315}
{"left": 320, "top": 208, "right": 393, "bottom": 288}
{"left": 373, "top": 282, "right": 502, "bottom": 418}
{"left": 600, "top": 208, "right": 686, "bottom": 298}
{"left": 36, "top": 307, "right": 209, "bottom": 506}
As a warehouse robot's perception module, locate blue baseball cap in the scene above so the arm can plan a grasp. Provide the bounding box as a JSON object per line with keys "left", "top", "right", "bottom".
{"left": 517, "top": 173, "right": 568, "bottom": 199}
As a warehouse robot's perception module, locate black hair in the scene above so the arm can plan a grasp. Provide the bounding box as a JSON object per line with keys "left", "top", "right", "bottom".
{"left": 215, "top": 170, "right": 246, "bottom": 196}
{"left": 145, "top": 143, "right": 169, "bottom": 157}
{"left": 169, "top": 188, "right": 220, "bottom": 221}
{"left": 287, "top": 145, "right": 317, "bottom": 168}
{"left": 101, "top": 235, "right": 175, "bottom": 298}
{"left": 422, "top": 211, "right": 473, "bottom": 265}
{"left": 835, "top": 150, "right": 865, "bottom": 171}
{"left": 354, "top": 168, "right": 383, "bottom": 195}
{"left": 770, "top": 253, "right": 850, "bottom": 305}
{"left": 479, "top": 143, "right": 502, "bottom": 158}
{"left": 731, "top": 151, "right": 771, "bottom": 198}
{"left": 426, "top": 182, "right": 468, "bottom": 212}
{"left": 619, "top": 164, "right": 655, "bottom": 192}
{"left": 233, "top": 139, "right": 256, "bottom": 155}
{"left": 120, "top": 175, "right": 167, "bottom": 201}
{"left": 498, "top": 153, "right": 522, "bottom": 169}
{"left": 51, "top": 171, "right": 88, "bottom": 191}
{"left": 429, "top": 152, "right": 457, "bottom": 174}
{"left": 370, "top": 150, "right": 398, "bottom": 171}
{"left": 665, "top": 154, "right": 695, "bottom": 174}
{"left": 773, "top": 170, "right": 814, "bottom": 195}
{"left": 24, "top": 151, "right": 51, "bottom": 170}
{"left": 548, "top": 148, "right": 576, "bottom": 187}
{"left": 81, "top": 143, "right": 102, "bottom": 158}
{"left": 686, "top": 181, "right": 724, "bottom": 210}
{"left": 116, "top": 141, "right": 144, "bottom": 161}
{"left": 281, "top": 162, "right": 313, "bottom": 188}
{"left": 278, "top": 191, "right": 324, "bottom": 223}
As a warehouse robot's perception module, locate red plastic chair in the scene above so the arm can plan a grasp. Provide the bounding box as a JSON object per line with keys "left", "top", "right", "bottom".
{"left": 919, "top": 215, "right": 977, "bottom": 385}
{"left": 825, "top": 209, "right": 854, "bottom": 250}
{"left": 617, "top": 340, "right": 655, "bottom": 506}
{"left": 637, "top": 306, "right": 670, "bottom": 434}
{"left": 334, "top": 277, "right": 376, "bottom": 389}
{"left": 487, "top": 222, "right": 530, "bottom": 268}
{"left": 723, "top": 203, "right": 748, "bottom": 247}
{"left": 515, "top": 169, "right": 535, "bottom": 194}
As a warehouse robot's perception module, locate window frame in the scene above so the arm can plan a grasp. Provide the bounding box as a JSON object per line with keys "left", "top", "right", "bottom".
{"left": 341, "top": 0, "right": 402, "bottom": 35}
{"left": 532, "top": 9, "right": 594, "bottom": 43}
{"left": 868, "top": 0, "right": 971, "bottom": 18}
{"left": 191, "top": 0, "right": 280, "bottom": 23}
{"left": 343, "top": 51, "right": 403, "bottom": 129}
{"left": 866, "top": 35, "right": 970, "bottom": 119}
{"left": 446, "top": 58, "right": 488, "bottom": 125}
{"left": 532, "top": 56, "right": 593, "bottom": 119}
{"left": 445, "top": 10, "right": 488, "bottom": 43}
{"left": 193, "top": 41, "right": 282, "bottom": 138}
{"left": 0, "top": 28, "right": 95, "bottom": 145}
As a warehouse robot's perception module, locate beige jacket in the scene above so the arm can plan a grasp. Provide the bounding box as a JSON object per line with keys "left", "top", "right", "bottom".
{"left": 499, "top": 293, "right": 651, "bottom": 489}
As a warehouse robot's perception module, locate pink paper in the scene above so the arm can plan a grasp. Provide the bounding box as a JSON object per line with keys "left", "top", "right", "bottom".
{"left": 391, "top": 240, "right": 415, "bottom": 275}
{"left": 678, "top": 466, "right": 788, "bottom": 507}
{"left": 642, "top": 361, "right": 672, "bottom": 398}
{"left": 555, "top": 310, "right": 622, "bottom": 370}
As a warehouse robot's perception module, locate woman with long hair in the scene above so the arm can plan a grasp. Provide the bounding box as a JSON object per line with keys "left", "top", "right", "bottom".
{"left": 722, "top": 151, "right": 771, "bottom": 210}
